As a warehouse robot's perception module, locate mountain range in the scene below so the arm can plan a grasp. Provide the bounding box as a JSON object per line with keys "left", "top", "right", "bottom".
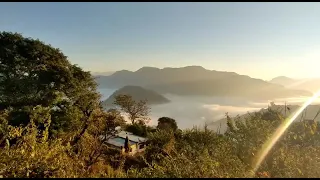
{"left": 95, "top": 66, "right": 312, "bottom": 100}
{"left": 91, "top": 71, "right": 115, "bottom": 76}
{"left": 269, "top": 76, "right": 320, "bottom": 93}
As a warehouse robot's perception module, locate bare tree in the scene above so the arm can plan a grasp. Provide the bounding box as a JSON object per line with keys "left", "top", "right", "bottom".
{"left": 113, "top": 94, "right": 150, "bottom": 125}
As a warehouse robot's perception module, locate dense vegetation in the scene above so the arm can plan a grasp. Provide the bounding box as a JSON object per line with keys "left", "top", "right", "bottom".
{"left": 1, "top": 31, "right": 320, "bottom": 178}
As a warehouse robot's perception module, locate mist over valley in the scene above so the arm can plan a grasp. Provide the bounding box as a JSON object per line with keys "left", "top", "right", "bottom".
{"left": 96, "top": 67, "right": 320, "bottom": 130}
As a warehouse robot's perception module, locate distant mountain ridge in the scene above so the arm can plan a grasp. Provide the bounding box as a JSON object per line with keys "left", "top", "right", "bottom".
{"left": 91, "top": 71, "right": 115, "bottom": 76}
{"left": 270, "top": 76, "right": 320, "bottom": 93}
{"left": 270, "top": 76, "right": 297, "bottom": 86}
{"left": 95, "top": 66, "right": 312, "bottom": 100}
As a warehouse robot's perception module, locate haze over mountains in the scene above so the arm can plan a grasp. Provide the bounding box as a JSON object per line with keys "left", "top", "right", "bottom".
{"left": 91, "top": 71, "right": 115, "bottom": 76}
{"left": 270, "top": 76, "right": 320, "bottom": 93}
{"left": 95, "top": 66, "right": 311, "bottom": 101}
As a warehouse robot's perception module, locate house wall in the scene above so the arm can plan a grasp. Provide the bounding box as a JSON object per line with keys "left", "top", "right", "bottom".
{"left": 129, "top": 144, "right": 137, "bottom": 155}
{"left": 105, "top": 137, "right": 148, "bottom": 155}
{"left": 121, "top": 142, "right": 147, "bottom": 155}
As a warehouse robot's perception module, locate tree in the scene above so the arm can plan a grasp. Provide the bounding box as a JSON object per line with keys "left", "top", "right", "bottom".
{"left": 75, "top": 108, "right": 121, "bottom": 168}
{"left": 0, "top": 31, "right": 101, "bottom": 138}
{"left": 124, "top": 123, "right": 156, "bottom": 137}
{"left": 0, "top": 32, "right": 129, "bottom": 177}
{"left": 113, "top": 94, "right": 150, "bottom": 125}
{"left": 0, "top": 106, "right": 81, "bottom": 178}
{"left": 0, "top": 106, "right": 125, "bottom": 178}
{"left": 131, "top": 126, "right": 247, "bottom": 178}
{"left": 107, "top": 108, "right": 126, "bottom": 128}
{"left": 124, "top": 135, "right": 130, "bottom": 153}
{"left": 157, "top": 117, "right": 178, "bottom": 131}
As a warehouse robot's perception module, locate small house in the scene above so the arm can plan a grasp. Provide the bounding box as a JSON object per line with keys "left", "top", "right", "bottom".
{"left": 105, "top": 131, "right": 148, "bottom": 155}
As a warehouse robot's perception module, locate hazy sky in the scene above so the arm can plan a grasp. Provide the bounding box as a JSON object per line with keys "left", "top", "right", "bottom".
{"left": 1, "top": 2, "right": 320, "bottom": 80}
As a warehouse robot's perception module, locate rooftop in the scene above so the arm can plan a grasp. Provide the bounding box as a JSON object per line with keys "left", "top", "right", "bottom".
{"left": 104, "top": 131, "right": 148, "bottom": 148}
{"left": 117, "top": 131, "right": 148, "bottom": 143}
{"left": 106, "top": 137, "right": 137, "bottom": 148}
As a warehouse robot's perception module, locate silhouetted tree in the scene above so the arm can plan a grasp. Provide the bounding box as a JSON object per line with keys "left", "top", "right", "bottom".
{"left": 124, "top": 135, "right": 130, "bottom": 153}
{"left": 113, "top": 94, "right": 150, "bottom": 124}
{"left": 157, "top": 117, "right": 178, "bottom": 131}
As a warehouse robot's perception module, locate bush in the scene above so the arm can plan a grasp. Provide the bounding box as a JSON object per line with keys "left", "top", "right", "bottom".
{"left": 124, "top": 123, "right": 155, "bottom": 137}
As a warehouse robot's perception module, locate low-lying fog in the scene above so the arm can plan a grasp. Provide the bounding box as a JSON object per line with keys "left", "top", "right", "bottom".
{"left": 98, "top": 88, "right": 320, "bottom": 130}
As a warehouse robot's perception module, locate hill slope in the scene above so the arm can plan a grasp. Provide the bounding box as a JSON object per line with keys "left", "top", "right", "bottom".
{"left": 270, "top": 76, "right": 297, "bottom": 86}
{"left": 102, "top": 85, "right": 170, "bottom": 107}
{"left": 209, "top": 103, "right": 320, "bottom": 133}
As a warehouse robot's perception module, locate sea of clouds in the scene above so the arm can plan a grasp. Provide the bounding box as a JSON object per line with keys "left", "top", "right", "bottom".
{"left": 98, "top": 88, "right": 320, "bottom": 130}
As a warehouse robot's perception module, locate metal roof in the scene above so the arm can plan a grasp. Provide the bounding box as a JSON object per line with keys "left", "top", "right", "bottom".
{"left": 103, "top": 131, "right": 148, "bottom": 148}
{"left": 117, "top": 131, "right": 148, "bottom": 143}
{"left": 106, "top": 137, "right": 137, "bottom": 147}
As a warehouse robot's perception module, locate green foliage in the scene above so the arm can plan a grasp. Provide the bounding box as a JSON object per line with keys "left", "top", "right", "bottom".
{"left": 0, "top": 106, "right": 82, "bottom": 178}
{"left": 0, "top": 106, "right": 126, "bottom": 178}
{"left": 224, "top": 109, "right": 320, "bottom": 178}
{"left": 129, "top": 108, "right": 320, "bottom": 178}
{"left": 0, "top": 31, "right": 100, "bottom": 137}
{"left": 157, "top": 117, "right": 178, "bottom": 131}
{"left": 225, "top": 110, "right": 283, "bottom": 166}
{"left": 124, "top": 123, "right": 156, "bottom": 137}
{"left": 129, "top": 127, "right": 247, "bottom": 178}
{"left": 107, "top": 109, "right": 126, "bottom": 128}
{"left": 0, "top": 31, "right": 123, "bottom": 178}
{"left": 143, "top": 129, "right": 175, "bottom": 163}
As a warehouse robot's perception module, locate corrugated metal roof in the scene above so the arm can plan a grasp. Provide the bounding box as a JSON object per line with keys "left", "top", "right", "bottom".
{"left": 104, "top": 131, "right": 148, "bottom": 147}
{"left": 106, "top": 137, "right": 137, "bottom": 147}
{"left": 117, "top": 131, "right": 148, "bottom": 143}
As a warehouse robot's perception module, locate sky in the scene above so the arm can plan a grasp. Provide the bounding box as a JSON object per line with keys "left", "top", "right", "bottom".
{"left": 1, "top": 2, "right": 320, "bottom": 80}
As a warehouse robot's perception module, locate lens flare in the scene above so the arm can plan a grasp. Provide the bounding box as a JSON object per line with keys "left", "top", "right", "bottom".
{"left": 251, "top": 89, "right": 320, "bottom": 176}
